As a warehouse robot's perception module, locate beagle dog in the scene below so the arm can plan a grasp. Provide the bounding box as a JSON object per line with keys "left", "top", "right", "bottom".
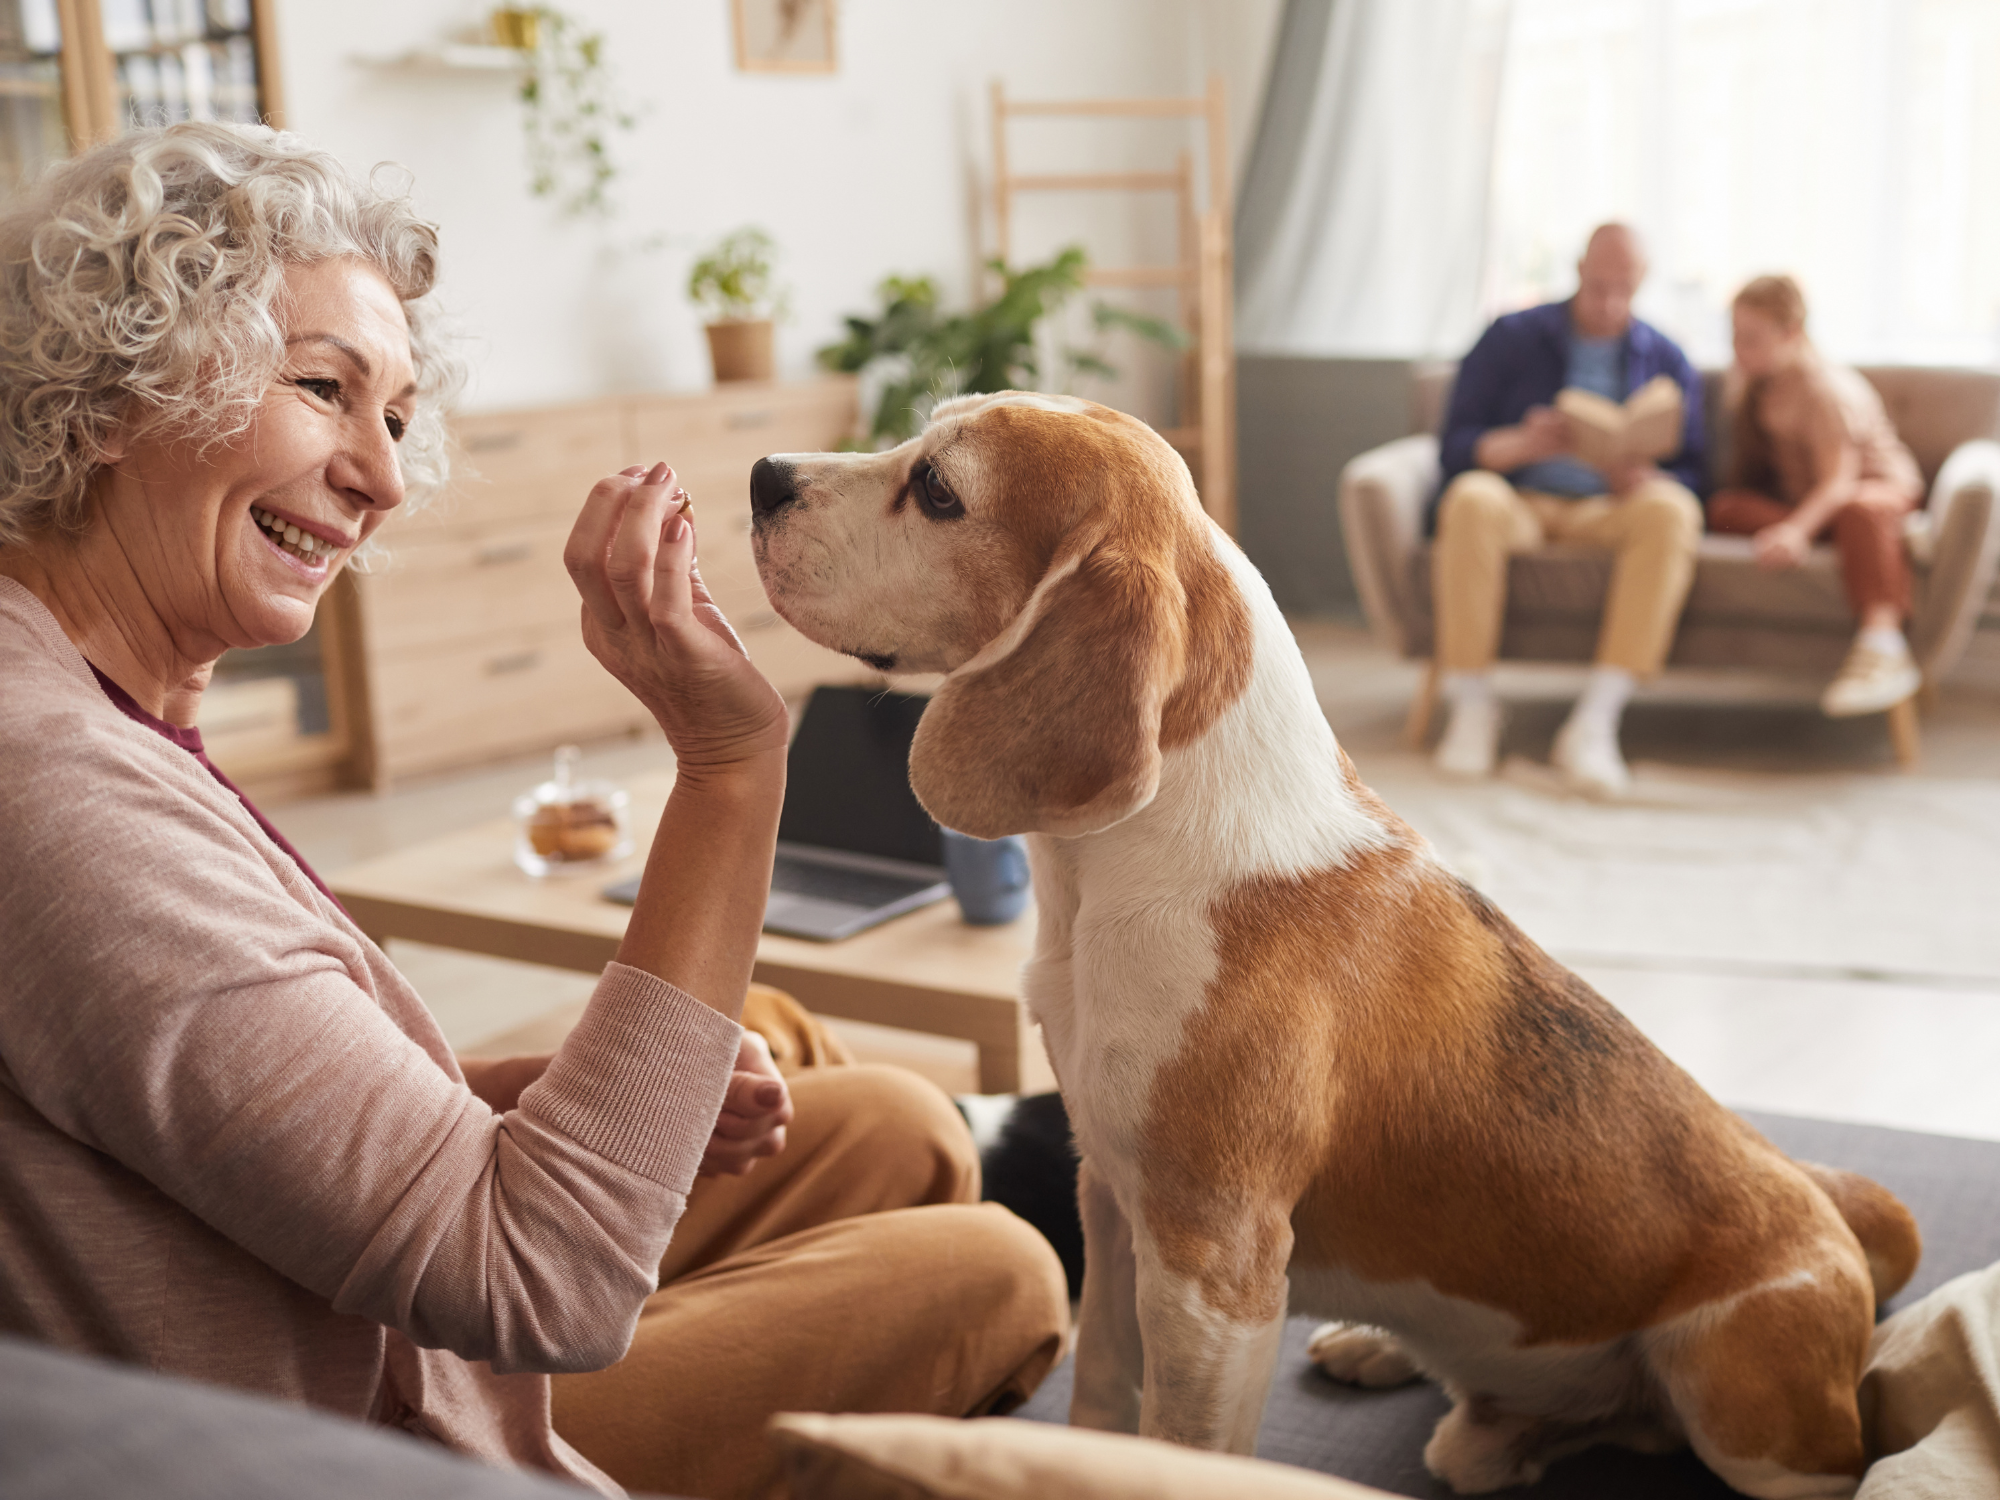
{"left": 747, "top": 392, "right": 1919, "bottom": 1497}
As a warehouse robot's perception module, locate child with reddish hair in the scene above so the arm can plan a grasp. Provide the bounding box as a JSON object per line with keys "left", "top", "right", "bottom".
{"left": 1711, "top": 275, "right": 1925, "bottom": 716}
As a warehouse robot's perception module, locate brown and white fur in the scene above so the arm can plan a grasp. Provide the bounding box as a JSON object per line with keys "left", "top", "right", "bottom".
{"left": 747, "top": 392, "right": 1919, "bottom": 1497}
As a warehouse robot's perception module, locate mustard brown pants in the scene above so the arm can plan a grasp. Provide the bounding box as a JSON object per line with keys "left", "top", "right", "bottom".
{"left": 1432, "top": 469, "right": 1704, "bottom": 676}
{"left": 550, "top": 992, "right": 1069, "bottom": 1500}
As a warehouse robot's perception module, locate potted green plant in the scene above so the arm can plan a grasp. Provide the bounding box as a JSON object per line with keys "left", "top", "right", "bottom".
{"left": 688, "top": 227, "right": 785, "bottom": 384}
{"left": 818, "top": 246, "right": 1185, "bottom": 446}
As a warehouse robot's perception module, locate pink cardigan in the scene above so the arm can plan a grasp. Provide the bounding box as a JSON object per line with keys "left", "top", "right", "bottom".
{"left": 0, "top": 577, "right": 741, "bottom": 1494}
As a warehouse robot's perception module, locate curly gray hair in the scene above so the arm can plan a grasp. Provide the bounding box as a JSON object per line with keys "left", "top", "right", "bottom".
{"left": 0, "top": 121, "right": 463, "bottom": 547}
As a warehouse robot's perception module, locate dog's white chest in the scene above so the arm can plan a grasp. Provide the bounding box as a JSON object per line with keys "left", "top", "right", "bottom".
{"left": 1021, "top": 838, "right": 1221, "bottom": 1168}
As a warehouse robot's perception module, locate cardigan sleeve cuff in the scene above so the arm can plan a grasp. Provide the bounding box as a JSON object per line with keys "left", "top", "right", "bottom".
{"left": 514, "top": 961, "right": 742, "bottom": 1191}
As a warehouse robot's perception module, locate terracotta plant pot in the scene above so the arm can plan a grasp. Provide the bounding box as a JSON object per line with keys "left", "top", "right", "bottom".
{"left": 705, "top": 319, "right": 775, "bottom": 383}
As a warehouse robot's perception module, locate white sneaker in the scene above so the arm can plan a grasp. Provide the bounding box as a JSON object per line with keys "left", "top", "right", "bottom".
{"left": 1434, "top": 694, "right": 1502, "bottom": 779}
{"left": 1551, "top": 714, "right": 1630, "bottom": 798}
{"left": 1822, "top": 639, "right": 1921, "bottom": 718}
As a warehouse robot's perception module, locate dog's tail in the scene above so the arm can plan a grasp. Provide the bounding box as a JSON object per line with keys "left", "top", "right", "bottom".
{"left": 1797, "top": 1160, "right": 1922, "bottom": 1305}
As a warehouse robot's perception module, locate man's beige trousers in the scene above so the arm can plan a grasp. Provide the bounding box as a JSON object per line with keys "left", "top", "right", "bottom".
{"left": 551, "top": 990, "right": 1069, "bottom": 1500}
{"left": 1431, "top": 469, "right": 1703, "bottom": 676}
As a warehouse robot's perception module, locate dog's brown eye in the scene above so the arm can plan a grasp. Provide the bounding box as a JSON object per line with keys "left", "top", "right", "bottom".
{"left": 916, "top": 462, "right": 964, "bottom": 520}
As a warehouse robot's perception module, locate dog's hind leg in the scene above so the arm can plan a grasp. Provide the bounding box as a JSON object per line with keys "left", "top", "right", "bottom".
{"left": 1130, "top": 1204, "right": 1291, "bottom": 1453}
{"left": 1647, "top": 1265, "right": 1872, "bottom": 1499}
{"left": 1070, "top": 1157, "right": 1145, "bottom": 1434}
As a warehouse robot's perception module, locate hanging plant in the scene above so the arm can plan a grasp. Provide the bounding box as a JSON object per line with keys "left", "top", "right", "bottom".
{"left": 817, "top": 246, "right": 1187, "bottom": 447}
{"left": 513, "top": 6, "right": 638, "bottom": 218}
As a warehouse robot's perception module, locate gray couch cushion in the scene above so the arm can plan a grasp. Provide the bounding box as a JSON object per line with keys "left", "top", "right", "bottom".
{"left": 1400, "top": 537, "right": 1930, "bottom": 674}
{"left": 1019, "top": 1111, "right": 2000, "bottom": 1498}
{"left": 0, "top": 1336, "right": 686, "bottom": 1500}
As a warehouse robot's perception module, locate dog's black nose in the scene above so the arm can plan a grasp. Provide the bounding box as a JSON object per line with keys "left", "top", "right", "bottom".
{"left": 750, "top": 457, "right": 798, "bottom": 518}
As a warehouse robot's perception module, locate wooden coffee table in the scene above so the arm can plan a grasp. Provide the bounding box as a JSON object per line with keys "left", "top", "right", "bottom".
{"left": 329, "top": 770, "right": 1049, "bottom": 1093}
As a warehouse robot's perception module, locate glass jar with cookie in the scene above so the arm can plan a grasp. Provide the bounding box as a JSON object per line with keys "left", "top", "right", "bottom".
{"left": 512, "top": 744, "right": 632, "bottom": 876}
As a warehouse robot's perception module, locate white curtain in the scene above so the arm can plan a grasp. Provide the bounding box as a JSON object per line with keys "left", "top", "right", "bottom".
{"left": 1233, "top": 0, "right": 1513, "bottom": 358}
{"left": 1486, "top": 0, "right": 2000, "bottom": 369}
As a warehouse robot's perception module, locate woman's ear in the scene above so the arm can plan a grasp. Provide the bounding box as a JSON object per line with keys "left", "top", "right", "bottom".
{"left": 96, "top": 408, "right": 135, "bottom": 465}
{"left": 910, "top": 544, "right": 1185, "bottom": 839}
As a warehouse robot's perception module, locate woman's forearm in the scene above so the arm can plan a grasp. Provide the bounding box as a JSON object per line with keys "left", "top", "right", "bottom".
{"left": 1787, "top": 467, "right": 1860, "bottom": 536}
{"left": 613, "top": 748, "right": 786, "bottom": 1022}
{"left": 1785, "top": 440, "right": 1862, "bottom": 536}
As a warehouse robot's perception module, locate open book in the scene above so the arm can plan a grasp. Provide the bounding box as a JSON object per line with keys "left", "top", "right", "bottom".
{"left": 1555, "top": 375, "right": 1684, "bottom": 472}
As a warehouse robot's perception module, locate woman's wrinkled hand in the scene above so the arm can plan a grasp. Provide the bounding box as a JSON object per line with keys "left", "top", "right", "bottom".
{"left": 698, "top": 1032, "right": 794, "bottom": 1177}
{"left": 564, "top": 462, "right": 789, "bottom": 776}
{"left": 1753, "top": 518, "right": 1811, "bottom": 571}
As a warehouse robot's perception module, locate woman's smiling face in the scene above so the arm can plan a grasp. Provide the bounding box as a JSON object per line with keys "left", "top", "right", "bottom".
{"left": 96, "top": 257, "right": 417, "bottom": 656}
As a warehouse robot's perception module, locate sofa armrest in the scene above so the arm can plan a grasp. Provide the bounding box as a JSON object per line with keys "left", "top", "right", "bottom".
{"left": 1338, "top": 434, "right": 1440, "bottom": 657}
{"left": 1911, "top": 439, "right": 2000, "bottom": 683}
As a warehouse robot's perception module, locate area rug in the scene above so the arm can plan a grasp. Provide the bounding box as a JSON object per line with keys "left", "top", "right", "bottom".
{"left": 1350, "top": 750, "right": 2000, "bottom": 988}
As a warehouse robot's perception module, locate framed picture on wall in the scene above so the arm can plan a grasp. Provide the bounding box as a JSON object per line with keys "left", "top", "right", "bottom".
{"left": 732, "top": 0, "right": 837, "bottom": 74}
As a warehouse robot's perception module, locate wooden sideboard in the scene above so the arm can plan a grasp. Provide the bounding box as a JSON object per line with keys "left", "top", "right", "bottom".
{"left": 306, "top": 378, "right": 868, "bottom": 790}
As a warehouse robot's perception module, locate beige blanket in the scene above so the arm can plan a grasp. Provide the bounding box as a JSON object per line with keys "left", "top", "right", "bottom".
{"left": 1862, "top": 1265, "right": 2000, "bottom": 1497}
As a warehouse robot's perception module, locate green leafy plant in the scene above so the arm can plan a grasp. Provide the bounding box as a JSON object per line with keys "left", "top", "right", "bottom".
{"left": 687, "top": 227, "right": 786, "bottom": 322}
{"left": 817, "top": 246, "right": 1186, "bottom": 447}
{"left": 517, "top": 6, "right": 637, "bottom": 218}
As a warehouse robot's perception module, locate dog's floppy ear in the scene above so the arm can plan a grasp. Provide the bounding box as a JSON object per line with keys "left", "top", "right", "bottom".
{"left": 910, "top": 542, "right": 1185, "bottom": 839}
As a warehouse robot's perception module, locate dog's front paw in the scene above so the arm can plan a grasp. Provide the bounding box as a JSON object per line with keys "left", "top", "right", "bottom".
{"left": 1307, "top": 1322, "right": 1422, "bottom": 1387}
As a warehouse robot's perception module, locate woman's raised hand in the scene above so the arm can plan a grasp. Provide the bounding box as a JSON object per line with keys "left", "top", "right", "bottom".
{"left": 565, "top": 462, "right": 789, "bottom": 776}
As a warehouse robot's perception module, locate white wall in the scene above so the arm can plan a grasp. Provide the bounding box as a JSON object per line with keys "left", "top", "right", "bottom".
{"left": 274, "top": 0, "right": 1280, "bottom": 420}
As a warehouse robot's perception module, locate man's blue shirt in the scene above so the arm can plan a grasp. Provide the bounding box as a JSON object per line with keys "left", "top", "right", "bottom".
{"left": 1430, "top": 299, "right": 1707, "bottom": 533}
{"left": 1511, "top": 333, "right": 1625, "bottom": 497}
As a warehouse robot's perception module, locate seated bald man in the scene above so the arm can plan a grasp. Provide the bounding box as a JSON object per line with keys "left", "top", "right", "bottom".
{"left": 1428, "top": 224, "right": 1707, "bottom": 796}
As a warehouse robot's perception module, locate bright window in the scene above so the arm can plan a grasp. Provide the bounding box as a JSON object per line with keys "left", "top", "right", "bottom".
{"left": 1485, "top": 0, "right": 2000, "bottom": 367}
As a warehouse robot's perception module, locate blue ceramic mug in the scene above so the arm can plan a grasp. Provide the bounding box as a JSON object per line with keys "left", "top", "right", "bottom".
{"left": 939, "top": 830, "right": 1032, "bottom": 925}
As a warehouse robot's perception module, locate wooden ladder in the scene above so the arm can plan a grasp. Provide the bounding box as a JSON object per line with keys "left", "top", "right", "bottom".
{"left": 990, "top": 73, "right": 1237, "bottom": 536}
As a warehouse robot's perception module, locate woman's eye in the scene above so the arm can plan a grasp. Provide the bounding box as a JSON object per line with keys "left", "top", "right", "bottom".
{"left": 385, "top": 411, "right": 406, "bottom": 442}
{"left": 296, "top": 376, "right": 339, "bottom": 402}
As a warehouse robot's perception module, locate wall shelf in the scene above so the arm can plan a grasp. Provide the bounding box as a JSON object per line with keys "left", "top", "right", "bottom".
{"left": 351, "top": 45, "right": 526, "bottom": 76}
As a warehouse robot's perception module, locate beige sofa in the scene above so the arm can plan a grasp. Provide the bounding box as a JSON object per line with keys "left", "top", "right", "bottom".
{"left": 1338, "top": 364, "right": 2000, "bottom": 763}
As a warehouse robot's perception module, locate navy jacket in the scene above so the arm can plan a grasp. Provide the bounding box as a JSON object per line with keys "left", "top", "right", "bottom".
{"left": 1430, "top": 299, "right": 1707, "bottom": 534}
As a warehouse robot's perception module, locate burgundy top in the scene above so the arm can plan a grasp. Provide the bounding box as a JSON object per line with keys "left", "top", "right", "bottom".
{"left": 89, "top": 665, "right": 346, "bottom": 914}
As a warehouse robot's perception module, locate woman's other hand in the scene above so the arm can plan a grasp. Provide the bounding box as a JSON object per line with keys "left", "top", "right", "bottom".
{"left": 565, "top": 462, "right": 788, "bottom": 775}
{"left": 1753, "top": 518, "right": 1811, "bottom": 570}
{"left": 699, "top": 1032, "right": 794, "bottom": 1177}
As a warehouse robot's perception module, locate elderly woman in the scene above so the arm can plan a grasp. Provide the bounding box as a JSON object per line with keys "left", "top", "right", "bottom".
{"left": 0, "top": 124, "right": 1064, "bottom": 1500}
{"left": 1709, "top": 275, "right": 1927, "bottom": 718}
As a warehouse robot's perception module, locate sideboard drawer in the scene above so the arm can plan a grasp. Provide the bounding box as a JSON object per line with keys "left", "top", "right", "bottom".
{"left": 358, "top": 519, "right": 577, "bottom": 655}
{"left": 429, "top": 402, "right": 629, "bottom": 529}
{"left": 348, "top": 382, "right": 865, "bottom": 788}
{"left": 625, "top": 377, "right": 859, "bottom": 473}
{"left": 369, "top": 622, "right": 649, "bottom": 782}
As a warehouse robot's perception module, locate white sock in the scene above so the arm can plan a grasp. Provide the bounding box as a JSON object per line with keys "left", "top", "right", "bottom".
{"left": 1858, "top": 625, "right": 1908, "bottom": 657}
{"left": 1442, "top": 670, "right": 1495, "bottom": 707}
{"left": 1566, "top": 666, "right": 1635, "bottom": 738}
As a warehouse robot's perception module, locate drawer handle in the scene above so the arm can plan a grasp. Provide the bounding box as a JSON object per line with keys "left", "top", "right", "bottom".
{"left": 474, "top": 541, "right": 534, "bottom": 567}
{"left": 483, "top": 649, "right": 541, "bottom": 676}
{"left": 725, "top": 409, "right": 776, "bottom": 429}
{"left": 464, "top": 430, "right": 524, "bottom": 453}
